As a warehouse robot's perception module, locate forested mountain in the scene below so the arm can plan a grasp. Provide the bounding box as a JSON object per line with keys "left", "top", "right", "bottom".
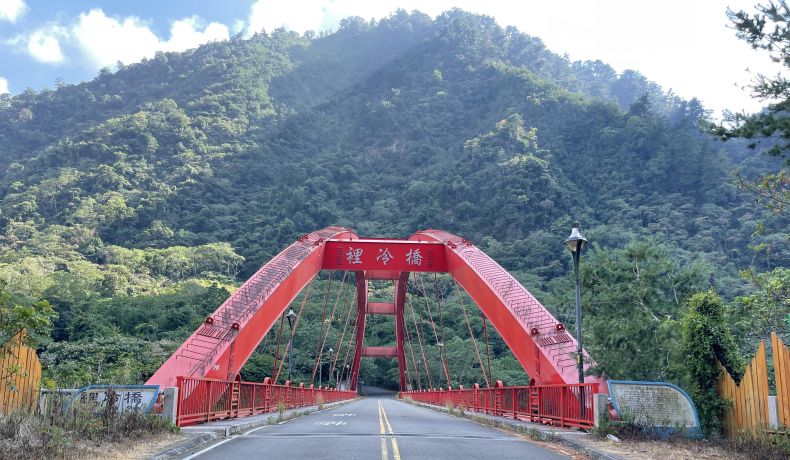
{"left": 0, "top": 9, "right": 787, "bottom": 390}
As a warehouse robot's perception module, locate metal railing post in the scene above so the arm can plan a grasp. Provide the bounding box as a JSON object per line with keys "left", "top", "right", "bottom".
{"left": 560, "top": 386, "right": 565, "bottom": 428}
{"left": 512, "top": 388, "right": 516, "bottom": 419}
{"left": 206, "top": 380, "right": 213, "bottom": 423}
{"left": 176, "top": 376, "right": 184, "bottom": 426}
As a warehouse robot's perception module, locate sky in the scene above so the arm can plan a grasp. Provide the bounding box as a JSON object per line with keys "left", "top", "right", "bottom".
{"left": 0, "top": 0, "right": 784, "bottom": 118}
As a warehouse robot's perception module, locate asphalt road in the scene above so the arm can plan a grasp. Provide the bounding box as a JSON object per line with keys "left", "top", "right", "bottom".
{"left": 186, "top": 397, "right": 570, "bottom": 460}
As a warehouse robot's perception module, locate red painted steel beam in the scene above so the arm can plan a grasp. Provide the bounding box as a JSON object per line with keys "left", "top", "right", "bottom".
{"left": 146, "top": 227, "right": 357, "bottom": 389}
{"left": 409, "top": 230, "right": 606, "bottom": 390}
{"left": 367, "top": 302, "right": 396, "bottom": 315}
{"left": 364, "top": 270, "right": 404, "bottom": 280}
{"left": 322, "top": 240, "right": 447, "bottom": 272}
{"left": 349, "top": 272, "right": 367, "bottom": 391}
{"left": 363, "top": 346, "right": 399, "bottom": 357}
{"left": 394, "top": 272, "right": 409, "bottom": 390}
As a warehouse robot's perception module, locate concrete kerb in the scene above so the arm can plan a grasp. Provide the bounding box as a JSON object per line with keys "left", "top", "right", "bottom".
{"left": 398, "top": 399, "right": 624, "bottom": 460}
{"left": 149, "top": 398, "right": 360, "bottom": 460}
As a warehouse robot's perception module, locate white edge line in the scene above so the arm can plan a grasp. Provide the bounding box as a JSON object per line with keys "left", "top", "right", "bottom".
{"left": 183, "top": 399, "right": 358, "bottom": 458}
{"left": 182, "top": 435, "right": 238, "bottom": 460}
{"left": 246, "top": 424, "right": 270, "bottom": 434}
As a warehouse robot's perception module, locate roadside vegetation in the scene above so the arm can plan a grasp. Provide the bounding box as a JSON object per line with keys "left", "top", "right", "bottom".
{"left": 0, "top": 1, "right": 788, "bottom": 454}
{"left": 0, "top": 392, "right": 177, "bottom": 460}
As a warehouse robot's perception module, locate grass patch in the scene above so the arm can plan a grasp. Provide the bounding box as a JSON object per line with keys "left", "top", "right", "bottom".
{"left": 590, "top": 407, "right": 687, "bottom": 441}
{"left": 0, "top": 391, "right": 177, "bottom": 460}
{"left": 277, "top": 400, "right": 286, "bottom": 422}
{"left": 720, "top": 431, "right": 790, "bottom": 460}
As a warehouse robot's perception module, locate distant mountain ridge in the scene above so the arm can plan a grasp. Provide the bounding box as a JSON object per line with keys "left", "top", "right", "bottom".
{"left": 0, "top": 8, "right": 784, "bottom": 286}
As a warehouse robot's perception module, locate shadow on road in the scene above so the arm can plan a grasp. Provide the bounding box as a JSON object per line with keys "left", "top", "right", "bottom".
{"left": 358, "top": 385, "right": 398, "bottom": 397}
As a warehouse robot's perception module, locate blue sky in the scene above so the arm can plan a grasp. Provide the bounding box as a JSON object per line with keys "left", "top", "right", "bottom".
{"left": 0, "top": 1, "right": 783, "bottom": 117}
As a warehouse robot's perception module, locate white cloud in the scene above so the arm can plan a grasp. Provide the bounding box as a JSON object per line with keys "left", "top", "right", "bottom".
{"left": 249, "top": 0, "right": 325, "bottom": 34}
{"left": 27, "top": 28, "right": 65, "bottom": 63}
{"left": 246, "top": 0, "right": 428, "bottom": 34}
{"left": 0, "top": 0, "right": 26, "bottom": 23}
{"left": 161, "top": 16, "right": 230, "bottom": 53}
{"left": 73, "top": 9, "right": 161, "bottom": 68}
{"left": 231, "top": 19, "right": 246, "bottom": 36}
{"left": 5, "top": 24, "right": 66, "bottom": 64}
{"left": 0, "top": 76, "right": 9, "bottom": 94}
{"left": 73, "top": 9, "right": 229, "bottom": 69}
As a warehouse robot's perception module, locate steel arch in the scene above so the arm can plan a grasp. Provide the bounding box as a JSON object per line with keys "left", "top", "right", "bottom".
{"left": 146, "top": 227, "right": 357, "bottom": 389}
{"left": 147, "top": 227, "right": 604, "bottom": 391}
{"left": 409, "top": 230, "right": 603, "bottom": 387}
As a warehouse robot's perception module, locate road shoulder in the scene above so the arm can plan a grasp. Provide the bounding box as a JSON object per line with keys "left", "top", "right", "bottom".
{"left": 397, "top": 398, "right": 623, "bottom": 460}
{"left": 148, "top": 398, "right": 359, "bottom": 459}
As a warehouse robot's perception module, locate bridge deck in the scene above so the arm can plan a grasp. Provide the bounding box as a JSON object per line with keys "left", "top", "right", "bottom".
{"left": 184, "top": 397, "right": 570, "bottom": 460}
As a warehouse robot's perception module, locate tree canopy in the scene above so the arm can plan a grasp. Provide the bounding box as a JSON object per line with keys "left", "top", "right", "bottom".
{"left": 0, "top": 9, "right": 785, "bottom": 393}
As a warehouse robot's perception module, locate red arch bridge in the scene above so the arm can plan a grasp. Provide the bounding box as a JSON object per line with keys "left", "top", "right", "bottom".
{"left": 146, "top": 227, "right": 606, "bottom": 427}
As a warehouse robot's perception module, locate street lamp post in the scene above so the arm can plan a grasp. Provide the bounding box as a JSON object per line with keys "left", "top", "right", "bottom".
{"left": 327, "top": 348, "right": 334, "bottom": 388}
{"left": 286, "top": 308, "right": 297, "bottom": 381}
{"left": 565, "top": 222, "right": 588, "bottom": 418}
{"left": 437, "top": 342, "right": 448, "bottom": 388}
{"left": 417, "top": 359, "right": 423, "bottom": 390}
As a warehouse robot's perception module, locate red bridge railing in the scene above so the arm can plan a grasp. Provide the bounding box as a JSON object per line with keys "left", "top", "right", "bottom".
{"left": 176, "top": 376, "right": 357, "bottom": 426}
{"left": 400, "top": 382, "right": 598, "bottom": 429}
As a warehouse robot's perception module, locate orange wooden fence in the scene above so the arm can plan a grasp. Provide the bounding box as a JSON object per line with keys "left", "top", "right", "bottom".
{"left": 771, "top": 332, "right": 790, "bottom": 429}
{"left": 0, "top": 330, "right": 42, "bottom": 414}
{"left": 718, "top": 333, "right": 790, "bottom": 437}
{"left": 718, "top": 341, "right": 770, "bottom": 437}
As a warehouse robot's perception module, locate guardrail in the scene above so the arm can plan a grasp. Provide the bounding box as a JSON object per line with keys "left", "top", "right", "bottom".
{"left": 400, "top": 382, "right": 598, "bottom": 429}
{"left": 176, "top": 376, "right": 356, "bottom": 426}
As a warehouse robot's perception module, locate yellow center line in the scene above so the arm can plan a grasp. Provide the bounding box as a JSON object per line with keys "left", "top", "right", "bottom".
{"left": 379, "top": 400, "right": 401, "bottom": 460}
{"left": 378, "top": 401, "right": 388, "bottom": 460}
{"left": 378, "top": 401, "right": 386, "bottom": 434}
{"left": 381, "top": 402, "right": 394, "bottom": 434}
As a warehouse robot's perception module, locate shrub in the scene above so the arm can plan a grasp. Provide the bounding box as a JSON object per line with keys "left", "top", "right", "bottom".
{"left": 0, "top": 389, "right": 177, "bottom": 459}
{"left": 681, "top": 290, "right": 744, "bottom": 437}
{"left": 277, "top": 400, "right": 286, "bottom": 421}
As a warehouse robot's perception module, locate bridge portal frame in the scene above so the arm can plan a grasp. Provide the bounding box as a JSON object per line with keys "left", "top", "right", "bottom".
{"left": 146, "top": 227, "right": 604, "bottom": 392}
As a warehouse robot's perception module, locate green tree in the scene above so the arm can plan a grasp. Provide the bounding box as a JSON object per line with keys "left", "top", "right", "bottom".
{"left": 732, "top": 268, "right": 790, "bottom": 347}
{"left": 680, "top": 290, "right": 744, "bottom": 437}
{"left": 713, "top": 1, "right": 790, "bottom": 212}
{"left": 579, "top": 241, "right": 709, "bottom": 382}
{"left": 0, "top": 281, "right": 56, "bottom": 345}
{"left": 0, "top": 281, "right": 56, "bottom": 391}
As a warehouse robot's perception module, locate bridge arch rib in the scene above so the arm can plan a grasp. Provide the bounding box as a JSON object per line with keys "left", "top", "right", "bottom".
{"left": 147, "top": 227, "right": 357, "bottom": 389}
{"left": 409, "top": 230, "right": 603, "bottom": 387}
{"left": 147, "top": 227, "right": 604, "bottom": 391}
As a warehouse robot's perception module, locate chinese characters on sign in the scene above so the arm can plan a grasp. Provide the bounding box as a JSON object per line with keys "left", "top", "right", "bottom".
{"left": 376, "top": 248, "right": 393, "bottom": 265}
{"left": 346, "top": 247, "right": 363, "bottom": 264}
{"left": 71, "top": 385, "right": 159, "bottom": 414}
{"left": 325, "top": 241, "right": 446, "bottom": 272}
{"left": 405, "top": 248, "right": 422, "bottom": 266}
{"left": 343, "top": 246, "right": 425, "bottom": 267}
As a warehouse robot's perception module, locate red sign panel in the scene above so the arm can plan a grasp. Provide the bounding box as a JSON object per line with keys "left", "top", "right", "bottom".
{"left": 322, "top": 239, "right": 447, "bottom": 272}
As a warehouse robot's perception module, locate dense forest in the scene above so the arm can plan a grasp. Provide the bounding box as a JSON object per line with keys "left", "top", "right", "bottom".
{"left": 0, "top": 8, "right": 787, "bottom": 410}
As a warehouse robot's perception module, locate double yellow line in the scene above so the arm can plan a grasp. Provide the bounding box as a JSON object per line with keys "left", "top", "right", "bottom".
{"left": 377, "top": 400, "right": 401, "bottom": 460}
